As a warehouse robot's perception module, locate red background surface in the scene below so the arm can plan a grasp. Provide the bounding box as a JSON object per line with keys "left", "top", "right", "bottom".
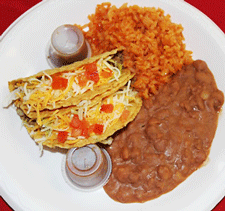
{"left": 0, "top": 0, "right": 224, "bottom": 210}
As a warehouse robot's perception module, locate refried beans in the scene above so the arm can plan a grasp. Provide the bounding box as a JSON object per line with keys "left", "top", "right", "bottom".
{"left": 103, "top": 60, "right": 224, "bottom": 203}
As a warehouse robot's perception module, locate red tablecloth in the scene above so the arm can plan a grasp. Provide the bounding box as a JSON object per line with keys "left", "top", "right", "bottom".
{"left": 0, "top": 0, "right": 224, "bottom": 210}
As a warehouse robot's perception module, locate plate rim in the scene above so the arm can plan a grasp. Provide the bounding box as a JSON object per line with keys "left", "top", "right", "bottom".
{"left": 0, "top": 0, "right": 225, "bottom": 211}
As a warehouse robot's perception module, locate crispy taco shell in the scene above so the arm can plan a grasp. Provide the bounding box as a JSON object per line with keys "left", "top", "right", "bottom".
{"left": 8, "top": 48, "right": 122, "bottom": 91}
{"left": 21, "top": 88, "right": 142, "bottom": 149}
{"left": 8, "top": 48, "right": 133, "bottom": 118}
{"left": 14, "top": 68, "right": 133, "bottom": 120}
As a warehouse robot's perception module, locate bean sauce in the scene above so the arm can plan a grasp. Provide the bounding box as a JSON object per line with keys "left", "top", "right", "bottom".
{"left": 103, "top": 60, "right": 224, "bottom": 203}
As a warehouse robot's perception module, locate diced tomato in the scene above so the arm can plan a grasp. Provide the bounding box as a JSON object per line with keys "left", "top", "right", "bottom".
{"left": 71, "top": 127, "right": 89, "bottom": 138}
{"left": 71, "top": 128, "right": 82, "bottom": 137}
{"left": 80, "top": 118, "right": 89, "bottom": 130}
{"left": 101, "top": 69, "right": 113, "bottom": 78}
{"left": 70, "top": 115, "right": 89, "bottom": 129}
{"left": 100, "top": 104, "right": 114, "bottom": 113}
{"left": 81, "top": 127, "right": 89, "bottom": 138}
{"left": 51, "top": 76, "right": 68, "bottom": 90}
{"left": 70, "top": 114, "right": 89, "bottom": 138}
{"left": 84, "top": 62, "right": 99, "bottom": 83}
{"left": 84, "top": 62, "right": 97, "bottom": 73}
{"left": 120, "top": 109, "right": 130, "bottom": 122}
{"left": 77, "top": 73, "right": 88, "bottom": 87}
{"left": 93, "top": 124, "right": 104, "bottom": 135}
{"left": 88, "top": 124, "right": 95, "bottom": 134}
{"left": 57, "top": 131, "right": 68, "bottom": 143}
{"left": 70, "top": 114, "right": 80, "bottom": 128}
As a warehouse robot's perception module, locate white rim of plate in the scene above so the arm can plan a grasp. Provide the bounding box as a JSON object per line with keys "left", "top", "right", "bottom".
{"left": 0, "top": 1, "right": 225, "bottom": 211}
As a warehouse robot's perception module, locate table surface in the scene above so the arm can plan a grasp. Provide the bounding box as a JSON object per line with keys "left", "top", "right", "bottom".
{"left": 0, "top": 0, "right": 224, "bottom": 210}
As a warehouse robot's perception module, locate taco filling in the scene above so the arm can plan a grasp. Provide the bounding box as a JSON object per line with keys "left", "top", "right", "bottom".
{"left": 8, "top": 49, "right": 133, "bottom": 120}
{"left": 19, "top": 82, "right": 142, "bottom": 150}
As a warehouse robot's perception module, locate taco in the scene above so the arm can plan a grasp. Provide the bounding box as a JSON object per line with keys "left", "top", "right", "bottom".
{"left": 8, "top": 49, "right": 134, "bottom": 124}
{"left": 19, "top": 82, "right": 142, "bottom": 150}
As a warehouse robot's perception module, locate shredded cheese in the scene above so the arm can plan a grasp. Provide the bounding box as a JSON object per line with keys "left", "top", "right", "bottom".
{"left": 14, "top": 57, "right": 122, "bottom": 119}
{"left": 43, "top": 71, "right": 52, "bottom": 83}
{"left": 50, "top": 75, "right": 75, "bottom": 103}
{"left": 31, "top": 81, "right": 137, "bottom": 145}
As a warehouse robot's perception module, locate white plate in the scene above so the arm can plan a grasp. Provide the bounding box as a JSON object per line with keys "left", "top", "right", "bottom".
{"left": 0, "top": 0, "right": 225, "bottom": 210}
